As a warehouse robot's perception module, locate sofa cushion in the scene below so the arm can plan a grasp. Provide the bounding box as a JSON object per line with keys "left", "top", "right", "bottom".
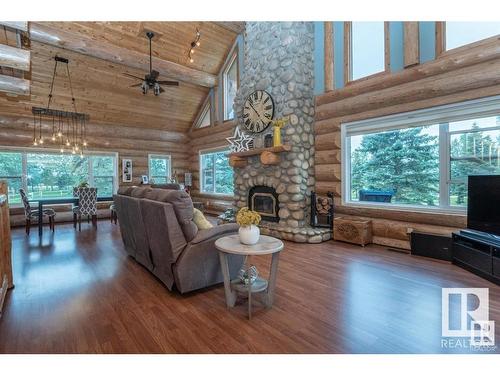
{"left": 151, "top": 183, "right": 181, "bottom": 190}
{"left": 130, "top": 187, "right": 152, "bottom": 198}
{"left": 193, "top": 208, "right": 213, "bottom": 230}
{"left": 150, "top": 189, "right": 198, "bottom": 242}
{"left": 117, "top": 186, "right": 134, "bottom": 196}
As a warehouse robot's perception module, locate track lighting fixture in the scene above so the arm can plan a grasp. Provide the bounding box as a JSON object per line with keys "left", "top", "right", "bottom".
{"left": 187, "top": 29, "right": 201, "bottom": 63}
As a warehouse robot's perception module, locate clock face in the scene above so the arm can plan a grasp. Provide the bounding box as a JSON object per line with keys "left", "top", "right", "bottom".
{"left": 242, "top": 90, "right": 274, "bottom": 133}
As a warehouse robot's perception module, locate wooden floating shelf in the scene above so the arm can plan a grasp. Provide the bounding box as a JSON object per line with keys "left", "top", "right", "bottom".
{"left": 229, "top": 144, "right": 292, "bottom": 167}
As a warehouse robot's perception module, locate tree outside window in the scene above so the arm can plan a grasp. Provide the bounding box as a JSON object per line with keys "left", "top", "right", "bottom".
{"left": 149, "top": 154, "right": 171, "bottom": 184}
{"left": 0, "top": 150, "right": 117, "bottom": 205}
{"left": 200, "top": 149, "right": 233, "bottom": 195}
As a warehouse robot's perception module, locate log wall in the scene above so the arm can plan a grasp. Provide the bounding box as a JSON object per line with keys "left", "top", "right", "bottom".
{"left": 314, "top": 36, "right": 500, "bottom": 249}
{"left": 0, "top": 41, "right": 191, "bottom": 224}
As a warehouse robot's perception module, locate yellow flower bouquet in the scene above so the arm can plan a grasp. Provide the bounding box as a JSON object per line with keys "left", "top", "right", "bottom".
{"left": 236, "top": 207, "right": 261, "bottom": 245}
{"left": 236, "top": 207, "right": 261, "bottom": 227}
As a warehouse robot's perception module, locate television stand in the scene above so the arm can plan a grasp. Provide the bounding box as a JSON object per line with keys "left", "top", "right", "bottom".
{"left": 452, "top": 231, "right": 500, "bottom": 285}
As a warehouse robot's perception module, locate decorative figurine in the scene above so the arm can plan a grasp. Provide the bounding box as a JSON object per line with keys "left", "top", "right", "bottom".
{"left": 272, "top": 117, "right": 289, "bottom": 147}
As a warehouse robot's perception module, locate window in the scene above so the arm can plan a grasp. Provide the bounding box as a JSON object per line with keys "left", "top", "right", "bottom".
{"left": 148, "top": 154, "right": 171, "bottom": 184}
{"left": 223, "top": 52, "right": 238, "bottom": 120}
{"left": 0, "top": 148, "right": 117, "bottom": 205}
{"left": 199, "top": 148, "right": 233, "bottom": 195}
{"left": 445, "top": 22, "right": 500, "bottom": 51}
{"left": 0, "top": 151, "right": 23, "bottom": 205}
{"left": 343, "top": 96, "right": 500, "bottom": 212}
{"left": 347, "top": 22, "right": 387, "bottom": 82}
{"left": 195, "top": 102, "right": 211, "bottom": 129}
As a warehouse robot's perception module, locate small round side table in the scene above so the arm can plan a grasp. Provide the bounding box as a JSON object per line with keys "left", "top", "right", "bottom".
{"left": 215, "top": 234, "right": 284, "bottom": 319}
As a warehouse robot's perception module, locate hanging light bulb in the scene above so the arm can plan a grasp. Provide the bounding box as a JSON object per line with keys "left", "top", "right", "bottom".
{"left": 196, "top": 41, "right": 200, "bottom": 47}
{"left": 83, "top": 140, "right": 87, "bottom": 147}
{"left": 190, "top": 49, "right": 195, "bottom": 54}
{"left": 57, "top": 131, "right": 62, "bottom": 137}
{"left": 51, "top": 135, "right": 56, "bottom": 142}
{"left": 71, "top": 148, "right": 76, "bottom": 155}
{"left": 189, "top": 58, "right": 194, "bottom": 63}
{"left": 60, "top": 147, "right": 64, "bottom": 153}
{"left": 33, "top": 138, "right": 38, "bottom": 146}
{"left": 39, "top": 138, "right": 44, "bottom": 144}
{"left": 66, "top": 139, "right": 70, "bottom": 147}
{"left": 75, "top": 145, "right": 79, "bottom": 151}
{"left": 80, "top": 151, "right": 84, "bottom": 159}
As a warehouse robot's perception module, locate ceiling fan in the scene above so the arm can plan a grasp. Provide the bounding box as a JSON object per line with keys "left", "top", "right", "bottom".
{"left": 124, "top": 31, "right": 179, "bottom": 96}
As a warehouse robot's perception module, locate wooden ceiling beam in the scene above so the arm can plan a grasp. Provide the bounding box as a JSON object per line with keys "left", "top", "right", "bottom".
{"left": 0, "top": 44, "right": 30, "bottom": 72}
{"left": 0, "top": 74, "right": 30, "bottom": 95}
{"left": 30, "top": 22, "right": 218, "bottom": 88}
{"left": 0, "top": 22, "right": 28, "bottom": 33}
{"left": 213, "top": 22, "right": 246, "bottom": 34}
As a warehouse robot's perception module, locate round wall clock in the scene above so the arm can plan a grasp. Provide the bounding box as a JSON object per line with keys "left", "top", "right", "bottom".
{"left": 242, "top": 90, "right": 274, "bottom": 133}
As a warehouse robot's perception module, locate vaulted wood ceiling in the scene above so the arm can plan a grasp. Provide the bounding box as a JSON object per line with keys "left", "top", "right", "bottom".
{"left": 0, "top": 22, "right": 241, "bottom": 135}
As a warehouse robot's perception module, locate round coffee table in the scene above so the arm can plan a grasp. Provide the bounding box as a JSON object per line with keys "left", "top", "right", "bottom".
{"left": 215, "top": 234, "right": 284, "bottom": 319}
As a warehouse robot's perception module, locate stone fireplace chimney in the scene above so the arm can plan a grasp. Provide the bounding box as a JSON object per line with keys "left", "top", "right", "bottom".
{"left": 232, "top": 22, "right": 331, "bottom": 243}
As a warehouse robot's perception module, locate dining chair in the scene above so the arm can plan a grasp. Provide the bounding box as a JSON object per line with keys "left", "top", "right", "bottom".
{"left": 72, "top": 187, "right": 98, "bottom": 231}
{"left": 19, "top": 188, "right": 56, "bottom": 235}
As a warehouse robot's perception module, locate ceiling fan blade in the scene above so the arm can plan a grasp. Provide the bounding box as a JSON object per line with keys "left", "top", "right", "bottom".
{"left": 157, "top": 81, "right": 179, "bottom": 86}
{"left": 130, "top": 83, "right": 143, "bottom": 87}
{"left": 123, "top": 72, "right": 144, "bottom": 80}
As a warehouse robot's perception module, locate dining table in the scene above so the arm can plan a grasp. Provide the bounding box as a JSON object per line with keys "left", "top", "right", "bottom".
{"left": 29, "top": 196, "right": 114, "bottom": 236}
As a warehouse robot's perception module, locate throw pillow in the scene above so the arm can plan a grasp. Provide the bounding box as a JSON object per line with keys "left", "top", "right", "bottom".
{"left": 193, "top": 208, "right": 213, "bottom": 230}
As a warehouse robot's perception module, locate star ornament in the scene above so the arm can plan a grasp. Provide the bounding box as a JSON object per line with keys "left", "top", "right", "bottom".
{"left": 226, "top": 127, "right": 253, "bottom": 153}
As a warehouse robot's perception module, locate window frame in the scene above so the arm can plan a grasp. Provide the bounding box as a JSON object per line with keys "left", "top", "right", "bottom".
{"left": 436, "top": 21, "right": 500, "bottom": 57}
{"left": 0, "top": 146, "right": 118, "bottom": 206}
{"left": 148, "top": 153, "right": 172, "bottom": 184}
{"left": 193, "top": 100, "right": 212, "bottom": 129}
{"left": 344, "top": 21, "right": 390, "bottom": 85}
{"left": 222, "top": 50, "right": 239, "bottom": 121}
{"left": 198, "top": 146, "right": 234, "bottom": 196}
{"left": 341, "top": 95, "right": 500, "bottom": 214}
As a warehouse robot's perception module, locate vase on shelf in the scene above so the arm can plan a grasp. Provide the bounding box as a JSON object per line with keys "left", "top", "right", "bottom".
{"left": 238, "top": 224, "right": 260, "bottom": 245}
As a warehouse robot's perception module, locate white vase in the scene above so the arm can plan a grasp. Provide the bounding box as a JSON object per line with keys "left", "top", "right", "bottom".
{"left": 239, "top": 224, "right": 260, "bottom": 245}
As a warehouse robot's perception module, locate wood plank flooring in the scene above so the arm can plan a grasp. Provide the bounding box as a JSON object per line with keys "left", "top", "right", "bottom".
{"left": 0, "top": 221, "right": 499, "bottom": 353}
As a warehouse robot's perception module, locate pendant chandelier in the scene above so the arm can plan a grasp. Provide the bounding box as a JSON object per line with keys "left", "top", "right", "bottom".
{"left": 31, "top": 56, "right": 89, "bottom": 157}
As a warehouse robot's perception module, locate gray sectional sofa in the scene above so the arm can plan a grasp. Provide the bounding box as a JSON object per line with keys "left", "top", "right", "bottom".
{"left": 114, "top": 186, "right": 243, "bottom": 293}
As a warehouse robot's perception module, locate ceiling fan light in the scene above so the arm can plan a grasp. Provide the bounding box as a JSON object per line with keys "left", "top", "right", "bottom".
{"left": 154, "top": 83, "right": 160, "bottom": 96}
{"left": 196, "top": 41, "right": 200, "bottom": 47}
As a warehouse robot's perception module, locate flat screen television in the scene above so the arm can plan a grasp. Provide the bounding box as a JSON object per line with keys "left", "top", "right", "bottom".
{"left": 467, "top": 175, "right": 500, "bottom": 236}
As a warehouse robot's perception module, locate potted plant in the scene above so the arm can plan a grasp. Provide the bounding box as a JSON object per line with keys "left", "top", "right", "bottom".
{"left": 236, "top": 207, "right": 261, "bottom": 245}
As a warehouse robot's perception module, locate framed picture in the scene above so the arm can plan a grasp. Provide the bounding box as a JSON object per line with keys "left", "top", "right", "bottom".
{"left": 184, "top": 172, "right": 192, "bottom": 187}
{"left": 122, "top": 158, "right": 133, "bottom": 182}
{"left": 141, "top": 175, "right": 149, "bottom": 184}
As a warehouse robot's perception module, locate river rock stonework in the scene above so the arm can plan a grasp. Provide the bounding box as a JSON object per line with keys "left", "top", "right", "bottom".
{"left": 232, "top": 22, "right": 331, "bottom": 243}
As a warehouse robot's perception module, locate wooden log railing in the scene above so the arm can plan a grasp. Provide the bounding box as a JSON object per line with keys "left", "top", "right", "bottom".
{"left": 0, "top": 180, "right": 14, "bottom": 318}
